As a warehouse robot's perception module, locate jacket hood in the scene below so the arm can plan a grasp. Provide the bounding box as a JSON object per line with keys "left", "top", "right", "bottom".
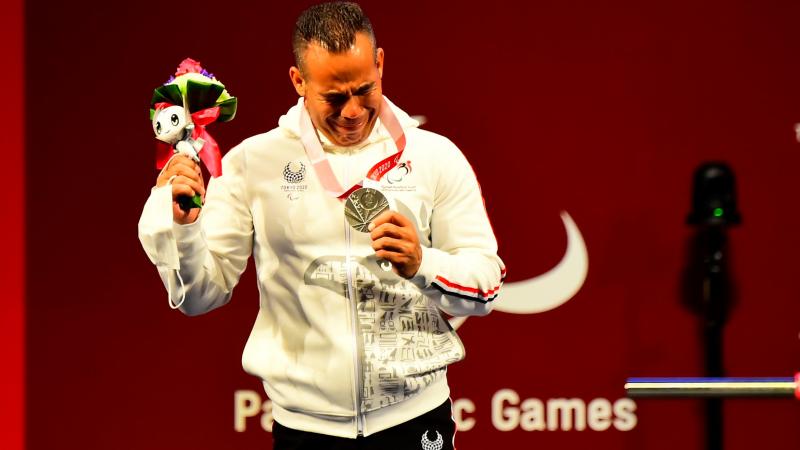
{"left": 278, "top": 96, "right": 419, "bottom": 153}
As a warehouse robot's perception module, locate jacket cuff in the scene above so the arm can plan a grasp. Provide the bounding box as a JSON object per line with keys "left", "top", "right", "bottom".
{"left": 410, "top": 245, "right": 441, "bottom": 289}
{"left": 172, "top": 218, "right": 203, "bottom": 254}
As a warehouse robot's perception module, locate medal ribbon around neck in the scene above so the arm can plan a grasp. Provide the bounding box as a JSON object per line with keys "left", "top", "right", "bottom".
{"left": 299, "top": 97, "right": 406, "bottom": 199}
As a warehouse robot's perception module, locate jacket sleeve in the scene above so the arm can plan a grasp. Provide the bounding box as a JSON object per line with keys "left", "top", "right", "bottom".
{"left": 410, "top": 139, "right": 506, "bottom": 317}
{"left": 137, "top": 148, "right": 254, "bottom": 316}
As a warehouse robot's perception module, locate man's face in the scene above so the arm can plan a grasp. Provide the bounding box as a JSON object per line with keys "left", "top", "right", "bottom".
{"left": 290, "top": 33, "right": 384, "bottom": 147}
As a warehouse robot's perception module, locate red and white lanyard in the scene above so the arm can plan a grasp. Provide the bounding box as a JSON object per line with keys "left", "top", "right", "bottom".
{"left": 299, "top": 97, "right": 407, "bottom": 199}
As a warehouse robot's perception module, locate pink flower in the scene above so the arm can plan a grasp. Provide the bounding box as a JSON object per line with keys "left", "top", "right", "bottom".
{"left": 175, "top": 58, "right": 204, "bottom": 76}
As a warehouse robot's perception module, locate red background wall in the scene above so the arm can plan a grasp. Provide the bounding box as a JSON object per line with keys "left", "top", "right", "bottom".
{"left": 2, "top": 0, "right": 24, "bottom": 447}
{"left": 23, "top": 1, "right": 800, "bottom": 449}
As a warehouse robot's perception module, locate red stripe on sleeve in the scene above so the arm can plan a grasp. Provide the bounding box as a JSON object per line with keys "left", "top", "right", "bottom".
{"left": 434, "top": 276, "right": 503, "bottom": 298}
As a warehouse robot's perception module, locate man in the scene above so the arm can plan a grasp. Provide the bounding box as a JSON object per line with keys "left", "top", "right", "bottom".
{"left": 138, "top": 2, "right": 505, "bottom": 449}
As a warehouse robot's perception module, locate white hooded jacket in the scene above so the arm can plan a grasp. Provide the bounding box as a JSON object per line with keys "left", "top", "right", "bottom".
{"left": 138, "top": 97, "right": 506, "bottom": 438}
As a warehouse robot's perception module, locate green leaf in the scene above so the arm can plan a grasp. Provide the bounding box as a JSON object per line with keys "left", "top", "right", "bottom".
{"left": 217, "top": 97, "right": 238, "bottom": 122}
{"left": 151, "top": 84, "right": 183, "bottom": 106}
{"left": 186, "top": 79, "right": 224, "bottom": 112}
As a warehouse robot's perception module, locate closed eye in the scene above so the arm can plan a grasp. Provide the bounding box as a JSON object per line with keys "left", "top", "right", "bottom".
{"left": 353, "top": 83, "right": 375, "bottom": 96}
{"left": 322, "top": 83, "right": 376, "bottom": 105}
{"left": 323, "top": 93, "right": 349, "bottom": 105}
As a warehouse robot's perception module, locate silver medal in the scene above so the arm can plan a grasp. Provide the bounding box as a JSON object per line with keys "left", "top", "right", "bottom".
{"left": 344, "top": 187, "right": 390, "bottom": 232}
{"left": 344, "top": 187, "right": 394, "bottom": 272}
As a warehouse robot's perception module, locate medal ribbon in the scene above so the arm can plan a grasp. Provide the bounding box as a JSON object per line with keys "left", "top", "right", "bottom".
{"left": 299, "top": 97, "right": 406, "bottom": 199}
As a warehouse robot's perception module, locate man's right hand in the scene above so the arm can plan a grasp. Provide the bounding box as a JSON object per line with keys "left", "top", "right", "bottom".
{"left": 156, "top": 154, "right": 206, "bottom": 225}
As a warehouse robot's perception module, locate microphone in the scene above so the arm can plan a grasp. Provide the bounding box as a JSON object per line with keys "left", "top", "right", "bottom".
{"left": 682, "top": 161, "right": 742, "bottom": 450}
{"left": 687, "top": 162, "right": 741, "bottom": 227}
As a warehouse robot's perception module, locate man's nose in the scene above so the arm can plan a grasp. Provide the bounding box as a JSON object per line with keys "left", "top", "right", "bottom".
{"left": 341, "top": 97, "right": 364, "bottom": 119}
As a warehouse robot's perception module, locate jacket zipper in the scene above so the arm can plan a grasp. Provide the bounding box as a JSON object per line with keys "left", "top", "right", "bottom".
{"left": 343, "top": 153, "right": 365, "bottom": 437}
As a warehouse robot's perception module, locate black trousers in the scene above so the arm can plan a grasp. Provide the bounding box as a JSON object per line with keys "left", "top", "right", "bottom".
{"left": 272, "top": 399, "right": 456, "bottom": 450}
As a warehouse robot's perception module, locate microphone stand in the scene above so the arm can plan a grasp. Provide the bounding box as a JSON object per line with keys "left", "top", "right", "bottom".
{"left": 699, "top": 226, "right": 729, "bottom": 450}
{"left": 684, "top": 162, "right": 740, "bottom": 450}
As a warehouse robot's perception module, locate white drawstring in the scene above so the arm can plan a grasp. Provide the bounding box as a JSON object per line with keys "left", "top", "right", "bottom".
{"left": 165, "top": 172, "right": 186, "bottom": 310}
{"left": 168, "top": 270, "right": 186, "bottom": 310}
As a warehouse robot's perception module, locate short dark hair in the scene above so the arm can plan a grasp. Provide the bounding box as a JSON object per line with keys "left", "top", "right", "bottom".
{"left": 292, "top": 2, "right": 377, "bottom": 73}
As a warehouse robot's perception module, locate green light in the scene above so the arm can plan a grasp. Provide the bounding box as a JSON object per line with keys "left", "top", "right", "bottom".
{"left": 713, "top": 207, "right": 724, "bottom": 217}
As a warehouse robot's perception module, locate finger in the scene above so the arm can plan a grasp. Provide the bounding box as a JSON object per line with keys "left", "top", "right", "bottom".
{"left": 374, "top": 250, "right": 409, "bottom": 265}
{"left": 168, "top": 154, "right": 197, "bottom": 168}
{"left": 158, "top": 159, "right": 202, "bottom": 187}
{"left": 168, "top": 158, "right": 201, "bottom": 176}
{"left": 375, "top": 250, "right": 420, "bottom": 278}
{"left": 368, "top": 210, "right": 411, "bottom": 231}
{"left": 371, "top": 237, "right": 409, "bottom": 254}
{"left": 172, "top": 183, "right": 198, "bottom": 199}
{"left": 369, "top": 222, "right": 405, "bottom": 241}
{"left": 368, "top": 210, "right": 393, "bottom": 230}
{"left": 170, "top": 165, "right": 204, "bottom": 184}
{"left": 172, "top": 175, "right": 205, "bottom": 197}
{"left": 167, "top": 155, "right": 201, "bottom": 174}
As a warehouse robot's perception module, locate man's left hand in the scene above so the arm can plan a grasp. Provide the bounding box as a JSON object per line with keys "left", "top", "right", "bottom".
{"left": 369, "top": 210, "right": 422, "bottom": 279}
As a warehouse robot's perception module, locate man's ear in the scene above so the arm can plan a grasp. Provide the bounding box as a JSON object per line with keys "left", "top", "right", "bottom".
{"left": 289, "top": 66, "right": 306, "bottom": 96}
{"left": 376, "top": 48, "right": 384, "bottom": 79}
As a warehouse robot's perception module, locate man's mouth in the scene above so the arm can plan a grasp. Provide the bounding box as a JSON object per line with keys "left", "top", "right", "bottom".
{"left": 335, "top": 121, "right": 365, "bottom": 131}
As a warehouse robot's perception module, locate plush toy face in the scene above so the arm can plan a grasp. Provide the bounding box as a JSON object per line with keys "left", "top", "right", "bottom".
{"left": 153, "top": 105, "right": 187, "bottom": 144}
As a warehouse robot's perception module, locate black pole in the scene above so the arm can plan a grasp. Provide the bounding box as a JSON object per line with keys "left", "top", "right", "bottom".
{"left": 701, "top": 227, "right": 727, "bottom": 450}
{"left": 683, "top": 162, "right": 741, "bottom": 450}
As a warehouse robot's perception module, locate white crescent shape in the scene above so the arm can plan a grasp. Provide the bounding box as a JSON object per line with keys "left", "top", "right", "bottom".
{"left": 495, "top": 211, "right": 588, "bottom": 313}
{"left": 448, "top": 211, "right": 588, "bottom": 328}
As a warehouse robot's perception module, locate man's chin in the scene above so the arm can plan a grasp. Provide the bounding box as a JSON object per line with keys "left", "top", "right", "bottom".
{"left": 334, "top": 131, "right": 367, "bottom": 146}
